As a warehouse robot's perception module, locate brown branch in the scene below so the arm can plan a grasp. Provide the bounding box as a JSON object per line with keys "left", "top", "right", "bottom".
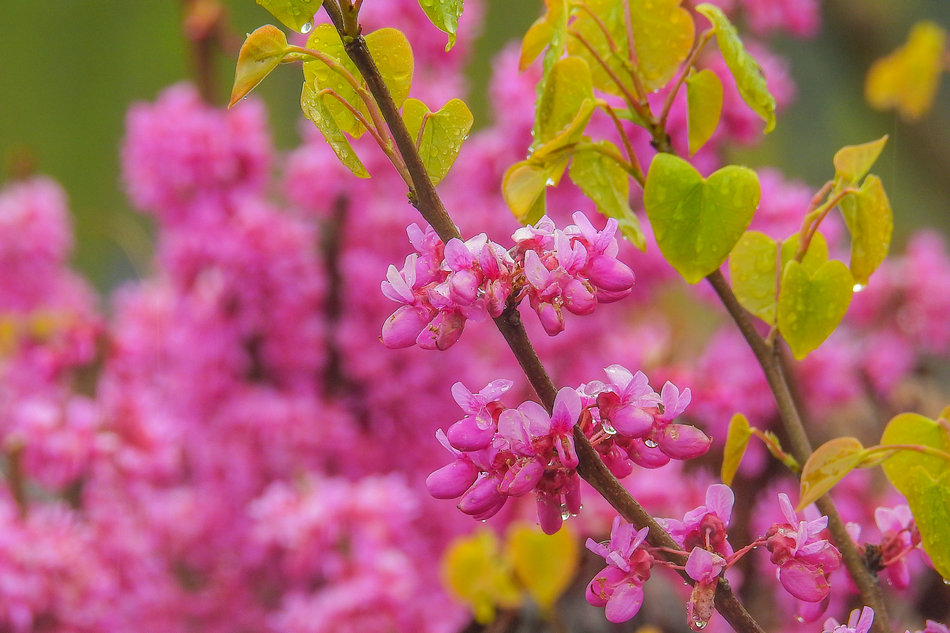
{"left": 320, "top": 4, "right": 765, "bottom": 632}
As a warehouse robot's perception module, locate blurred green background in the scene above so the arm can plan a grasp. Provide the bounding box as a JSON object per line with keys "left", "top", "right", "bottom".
{"left": 0, "top": 1, "right": 948, "bottom": 290}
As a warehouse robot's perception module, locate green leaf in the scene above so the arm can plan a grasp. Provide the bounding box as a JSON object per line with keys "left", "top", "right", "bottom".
{"left": 567, "top": 0, "right": 694, "bottom": 95}
{"left": 840, "top": 175, "right": 893, "bottom": 285}
{"left": 506, "top": 523, "right": 579, "bottom": 611}
{"left": 780, "top": 232, "right": 830, "bottom": 276}
{"left": 520, "top": 17, "right": 555, "bottom": 70}
{"left": 257, "top": 0, "right": 323, "bottom": 33}
{"left": 905, "top": 468, "right": 950, "bottom": 581}
{"left": 303, "top": 26, "right": 414, "bottom": 138}
{"left": 504, "top": 161, "right": 557, "bottom": 224}
{"left": 230, "top": 25, "right": 291, "bottom": 108}
{"left": 569, "top": 142, "right": 645, "bottom": 250}
{"left": 300, "top": 81, "right": 369, "bottom": 178}
{"left": 531, "top": 99, "right": 596, "bottom": 164}
{"left": 777, "top": 259, "right": 853, "bottom": 360}
{"left": 696, "top": 3, "right": 776, "bottom": 133}
{"left": 797, "top": 437, "right": 867, "bottom": 510}
{"left": 643, "top": 153, "right": 760, "bottom": 284}
{"left": 722, "top": 413, "right": 752, "bottom": 486}
{"left": 833, "top": 135, "right": 888, "bottom": 184}
{"left": 686, "top": 69, "right": 723, "bottom": 155}
{"left": 417, "top": 0, "right": 463, "bottom": 51}
{"left": 534, "top": 57, "right": 594, "bottom": 149}
{"left": 402, "top": 98, "right": 474, "bottom": 186}
{"left": 880, "top": 413, "right": 950, "bottom": 493}
{"left": 730, "top": 231, "right": 779, "bottom": 324}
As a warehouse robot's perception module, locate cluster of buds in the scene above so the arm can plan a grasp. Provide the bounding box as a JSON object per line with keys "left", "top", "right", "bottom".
{"left": 426, "top": 367, "right": 706, "bottom": 534}
{"left": 851, "top": 504, "right": 921, "bottom": 590}
{"left": 381, "top": 212, "right": 636, "bottom": 350}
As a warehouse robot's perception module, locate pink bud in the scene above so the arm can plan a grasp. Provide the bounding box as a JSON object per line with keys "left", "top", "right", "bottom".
{"left": 609, "top": 404, "right": 654, "bottom": 437}
{"left": 499, "top": 458, "right": 545, "bottom": 496}
{"left": 563, "top": 278, "right": 597, "bottom": 315}
{"left": 586, "top": 254, "right": 636, "bottom": 292}
{"left": 381, "top": 305, "right": 431, "bottom": 348}
{"left": 627, "top": 439, "right": 671, "bottom": 468}
{"left": 536, "top": 492, "right": 563, "bottom": 535}
{"left": 426, "top": 460, "right": 479, "bottom": 499}
{"left": 458, "top": 475, "right": 504, "bottom": 516}
{"left": 416, "top": 311, "right": 465, "bottom": 350}
{"left": 446, "top": 416, "right": 494, "bottom": 451}
{"left": 779, "top": 559, "right": 831, "bottom": 602}
{"left": 535, "top": 301, "right": 564, "bottom": 336}
{"left": 448, "top": 269, "right": 479, "bottom": 305}
{"left": 658, "top": 424, "right": 711, "bottom": 460}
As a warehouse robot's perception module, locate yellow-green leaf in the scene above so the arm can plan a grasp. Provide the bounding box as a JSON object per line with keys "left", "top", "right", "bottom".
{"left": 441, "top": 529, "right": 523, "bottom": 623}
{"left": 777, "top": 259, "right": 853, "bottom": 360}
{"left": 230, "top": 25, "right": 291, "bottom": 108}
{"left": 300, "top": 81, "right": 369, "bottom": 178}
{"left": 833, "top": 135, "right": 888, "bottom": 185}
{"left": 507, "top": 523, "right": 579, "bottom": 611}
{"left": 779, "top": 232, "right": 830, "bottom": 276}
{"left": 722, "top": 413, "right": 752, "bottom": 486}
{"left": 417, "top": 0, "right": 463, "bottom": 51}
{"left": 730, "top": 231, "right": 779, "bottom": 324}
{"left": 504, "top": 161, "right": 555, "bottom": 224}
{"left": 256, "top": 0, "right": 322, "bottom": 33}
{"left": 839, "top": 175, "right": 893, "bottom": 285}
{"left": 403, "top": 97, "right": 474, "bottom": 186}
{"left": 520, "top": 17, "right": 555, "bottom": 70}
{"left": 697, "top": 3, "right": 776, "bottom": 133}
{"left": 904, "top": 468, "right": 950, "bottom": 581}
{"left": 569, "top": 142, "right": 645, "bottom": 250}
{"left": 880, "top": 413, "right": 950, "bottom": 494}
{"left": 531, "top": 99, "right": 596, "bottom": 164}
{"left": 797, "top": 437, "right": 866, "bottom": 510}
{"left": 687, "top": 69, "right": 723, "bottom": 155}
{"left": 643, "top": 153, "right": 760, "bottom": 284}
{"left": 866, "top": 21, "right": 947, "bottom": 122}
{"left": 303, "top": 26, "right": 414, "bottom": 138}
{"left": 534, "top": 57, "right": 594, "bottom": 149}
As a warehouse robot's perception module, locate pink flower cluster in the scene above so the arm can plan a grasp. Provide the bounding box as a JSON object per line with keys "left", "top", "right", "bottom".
{"left": 766, "top": 494, "right": 842, "bottom": 609}
{"left": 585, "top": 518, "right": 654, "bottom": 623}
{"left": 381, "top": 212, "right": 635, "bottom": 349}
{"left": 427, "top": 368, "right": 707, "bottom": 534}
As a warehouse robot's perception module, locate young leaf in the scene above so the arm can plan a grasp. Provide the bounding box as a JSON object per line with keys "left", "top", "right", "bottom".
{"left": 839, "top": 175, "right": 893, "bottom": 285}
{"left": 686, "top": 69, "right": 723, "bottom": 155}
{"left": 364, "top": 28, "right": 414, "bottom": 108}
{"left": 904, "top": 468, "right": 950, "bottom": 582}
{"left": 880, "top": 413, "right": 950, "bottom": 494}
{"left": 779, "top": 232, "right": 830, "bottom": 275}
{"left": 866, "top": 21, "right": 947, "bottom": 122}
{"left": 300, "top": 81, "right": 370, "bottom": 178}
{"left": 417, "top": 0, "right": 463, "bottom": 51}
{"left": 504, "top": 161, "right": 557, "bottom": 224}
{"left": 534, "top": 57, "right": 594, "bottom": 149}
{"left": 506, "top": 523, "right": 579, "bottom": 611}
{"left": 797, "top": 437, "right": 867, "bottom": 510}
{"left": 643, "top": 154, "right": 760, "bottom": 284}
{"left": 569, "top": 142, "right": 645, "bottom": 250}
{"left": 230, "top": 25, "right": 291, "bottom": 108}
{"left": 441, "top": 529, "right": 523, "bottom": 624}
{"left": 833, "top": 135, "right": 888, "bottom": 185}
{"left": 729, "top": 231, "right": 779, "bottom": 324}
{"left": 257, "top": 0, "right": 322, "bottom": 33}
{"left": 696, "top": 3, "right": 776, "bottom": 133}
{"left": 530, "top": 99, "right": 596, "bottom": 164}
{"left": 777, "top": 259, "right": 853, "bottom": 360}
{"left": 721, "top": 413, "right": 752, "bottom": 486}
{"left": 402, "top": 97, "right": 474, "bottom": 185}
{"left": 520, "top": 17, "right": 555, "bottom": 70}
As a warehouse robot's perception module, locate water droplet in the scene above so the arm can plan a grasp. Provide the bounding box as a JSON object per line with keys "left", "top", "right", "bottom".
{"left": 644, "top": 439, "right": 658, "bottom": 448}
{"left": 545, "top": 177, "right": 556, "bottom": 187}
{"left": 300, "top": 19, "right": 314, "bottom": 34}
{"left": 480, "top": 519, "right": 487, "bottom": 523}
{"left": 602, "top": 420, "right": 618, "bottom": 435}
{"left": 560, "top": 504, "right": 571, "bottom": 520}
{"left": 694, "top": 621, "right": 708, "bottom": 630}
{"left": 852, "top": 283, "right": 866, "bottom": 292}
{"left": 795, "top": 616, "right": 805, "bottom": 623}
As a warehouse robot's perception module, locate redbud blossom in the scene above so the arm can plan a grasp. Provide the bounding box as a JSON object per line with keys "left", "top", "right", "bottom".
{"left": 586, "top": 518, "right": 653, "bottom": 623}
{"left": 823, "top": 607, "right": 875, "bottom": 633}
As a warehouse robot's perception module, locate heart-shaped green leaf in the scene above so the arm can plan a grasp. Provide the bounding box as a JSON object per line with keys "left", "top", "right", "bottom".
{"left": 300, "top": 81, "right": 369, "bottom": 178}
{"left": 230, "top": 25, "right": 291, "bottom": 108}
{"left": 833, "top": 135, "right": 888, "bottom": 184}
{"left": 777, "top": 258, "right": 853, "bottom": 359}
{"left": 644, "top": 153, "right": 760, "bottom": 284}
{"left": 402, "top": 98, "right": 474, "bottom": 186}
{"left": 797, "top": 436, "right": 867, "bottom": 510}
{"left": 730, "top": 231, "right": 779, "bottom": 324}
{"left": 904, "top": 468, "right": 950, "bottom": 581}
{"left": 569, "top": 142, "right": 645, "bottom": 250}
{"left": 881, "top": 413, "right": 950, "bottom": 491}
{"left": 257, "top": 0, "right": 322, "bottom": 33}
{"left": 534, "top": 57, "right": 594, "bottom": 150}
{"left": 417, "top": 0, "right": 463, "bottom": 51}
{"left": 303, "top": 26, "right": 413, "bottom": 138}
{"left": 687, "top": 68, "right": 723, "bottom": 155}
{"left": 780, "top": 232, "right": 830, "bottom": 275}
{"left": 697, "top": 4, "right": 776, "bottom": 133}
{"left": 840, "top": 175, "right": 892, "bottom": 285}
{"left": 721, "top": 413, "right": 752, "bottom": 486}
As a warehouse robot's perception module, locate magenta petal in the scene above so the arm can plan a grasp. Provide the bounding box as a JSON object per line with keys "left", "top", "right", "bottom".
{"left": 499, "top": 459, "right": 544, "bottom": 496}
{"left": 779, "top": 560, "right": 830, "bottom": 602}
{"left": 426, "top": 460, "right": 479, "bottom": 499}
{"left": 446, "top": 416, "right": 494, "bottom": 451}
{"left": 658, "top": 424, "right": 711, "bottom": 460}
{"left": 604, "top": 581, "right": 644, "bottom": 623}
{"left": 416, "top": 311, "right": 465, "bottom": 350}
{"left": 535, "top": 301, "right": 564, "bottom": 335}
{"left": 537, "top": 493, "right": 563, "bottom": 535}
{"left": 586, "top": 254, "right": 636, "bottom": 292}
{"left": 611, "top": 405, "right": 654, "bottom": 437}
{"left": 627, "top": 439, "right": 671, "bottom": 468}
{"left": 381, "top": 305, "right": 431, "bottom": 348}
{"left": 563, "top": 278, "right": 596, "bottom": 315}
{"left": 458, "top": 476, "right": 503, "bottom": 516}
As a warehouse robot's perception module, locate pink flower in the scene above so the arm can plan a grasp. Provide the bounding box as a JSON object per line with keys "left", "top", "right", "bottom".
{"left": 685, "top": 547, "right": 727, "bottom": 631}
{"left": 586, "top": 518, "right": 653, "bottom": 623}
{"left": 823, "top": 607, "right": 875, "bottom": 633}
{"left": 663, "top": 484, "right": 735, "bottom": 558}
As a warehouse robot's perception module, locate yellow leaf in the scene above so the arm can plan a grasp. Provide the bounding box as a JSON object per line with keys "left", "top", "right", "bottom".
{"left": 866, "top": 21, "right": 947, "bottom": 122}
{"left": 506, "top": 523, "right": 579, "bottom": 611}
{"left": 798, "top": 437, "right": 866, "bottom": 510}
{"left": 229, "top": 25, "right": 290, "bottom": 108}
{"left": 833, "top": 135, "right": 888, "bottom": 185}
{"left": 441, "top": 529, "right": 522, "bottom": 624}
{"left": 686, "top": 68, "right": 723, "bottom": 155}
{"left": 721, "top": 413, "right": 751, "bottom": 486}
